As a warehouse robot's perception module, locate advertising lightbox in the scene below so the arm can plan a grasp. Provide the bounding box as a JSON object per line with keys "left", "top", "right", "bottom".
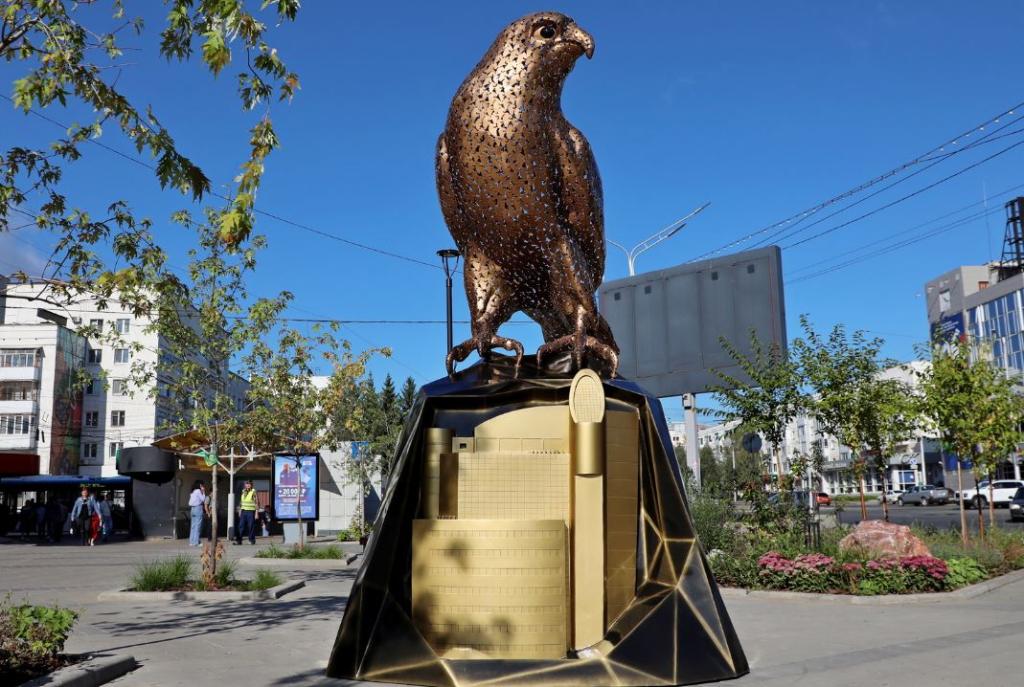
{"left": 272, "top": 454, "right": 319, "bottom": 521}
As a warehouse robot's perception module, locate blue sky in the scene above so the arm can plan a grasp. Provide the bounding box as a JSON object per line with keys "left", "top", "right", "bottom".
{"left": 3, "top": 1, "right": 1024, "bottom": 422}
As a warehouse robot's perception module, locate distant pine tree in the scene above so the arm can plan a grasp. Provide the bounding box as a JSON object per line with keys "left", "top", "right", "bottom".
{"left": 398, "top": 377, "right": 417, "bottom": 417}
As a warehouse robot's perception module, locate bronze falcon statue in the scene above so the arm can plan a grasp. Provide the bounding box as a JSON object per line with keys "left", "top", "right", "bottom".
{"left": 437, "top": 11, "right": 620, "bottom": 378}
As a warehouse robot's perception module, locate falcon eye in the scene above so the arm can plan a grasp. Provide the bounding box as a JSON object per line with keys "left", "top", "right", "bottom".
{"left": 537, "top": 25, "right": 556, "bottom": 39}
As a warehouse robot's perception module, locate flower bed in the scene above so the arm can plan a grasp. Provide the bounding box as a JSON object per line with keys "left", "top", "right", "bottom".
{"left": 754, "top": 551, "right": 949, "bottom": 595}
{"left": 692, "top": 490, "right": 1023, "bottom": 596}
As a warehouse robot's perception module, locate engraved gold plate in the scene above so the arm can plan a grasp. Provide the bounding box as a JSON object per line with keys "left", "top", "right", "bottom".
{"left": 412, "top": 519, "right": 568, "bottom": 660}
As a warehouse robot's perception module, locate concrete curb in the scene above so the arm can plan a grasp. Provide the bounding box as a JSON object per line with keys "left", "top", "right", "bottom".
{"left": 21, "top": 654, "right": 137, "bottom": 687}
{"left": 719, "top": 568, "right": 1024, "bottom": 605}
{"left": 97, "top": 578, "right": 304, "bottom": 601}
{"left": 238, "top": 556, "right": 354, "bottom": 569}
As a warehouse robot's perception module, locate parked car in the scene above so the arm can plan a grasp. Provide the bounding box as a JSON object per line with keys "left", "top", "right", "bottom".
{"left": 958, "top": 480, "right": 1024, "bottom": 508}
{"left": 877, "top": 489, "right": 904, "bottom": 504}
{"left": 897, "top": 485, "right": 949, "bottom": 506}
{"left": 1010, "top": 487, "right": 1024, "bottom": 522}
{"left": 815, "top": 492, "right": 832, "bottom": 507}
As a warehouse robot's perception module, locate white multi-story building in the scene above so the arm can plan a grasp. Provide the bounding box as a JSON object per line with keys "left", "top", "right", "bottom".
{"left": 1, "top": 279, "right": 248, "bottom": 477}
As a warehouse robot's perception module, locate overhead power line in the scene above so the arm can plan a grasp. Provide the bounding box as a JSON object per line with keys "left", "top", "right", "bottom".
{"left": 749, "top": 115, "right": 1024, "bottom": 249}
{"left": 687, "top": 98, "right": 1024, "bottom": 261}
{"left": 786, "top": 180, "right": 1024, "bottom": 279}
{"left": 786, "top": 206, "right": 1002, "bottom": 285}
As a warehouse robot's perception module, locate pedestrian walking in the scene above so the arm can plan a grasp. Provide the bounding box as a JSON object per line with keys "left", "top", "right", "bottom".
{"left": 45, "top": 497, "right": 63, "bottom": 543}
{"left": 17, "top": 499, "right": 33, "bottom": 536}
{"left": 99, "top": 493, "right": 114, "bottom": 542}
{"left": 188, "top": 481, "right": 206, "bottom": 547}
{"left": 34, "top": 500, "right": 46, "bottom": 540}
{"left": 235, "top": 480, "right": 258, "bottom": 545}
{"left": 70, "top": 488, "right": 98, "bottom": 546}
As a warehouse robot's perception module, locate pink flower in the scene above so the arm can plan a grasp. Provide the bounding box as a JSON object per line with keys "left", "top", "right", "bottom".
{"left": 842, "top": 562, "right": 863, "bottom": 572}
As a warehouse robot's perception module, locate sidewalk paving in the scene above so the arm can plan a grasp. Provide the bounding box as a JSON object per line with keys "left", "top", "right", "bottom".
{"left": 2, "top": 536, "right": 1021, "bottom": 686}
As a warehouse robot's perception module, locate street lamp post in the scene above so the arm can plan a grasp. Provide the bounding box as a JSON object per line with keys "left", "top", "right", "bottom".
{"left": 437, "top": 249, "right": 461, "bottom": 355}
{"left": 605, "top": 202, "right": 710, "bottom": 276}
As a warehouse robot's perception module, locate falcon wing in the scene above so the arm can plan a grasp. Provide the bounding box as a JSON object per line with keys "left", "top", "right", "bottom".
{"left": 554, "top": 122, "right": 605, "bottom": 285}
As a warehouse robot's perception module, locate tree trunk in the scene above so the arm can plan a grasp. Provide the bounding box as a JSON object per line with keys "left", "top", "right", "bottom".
{"left": 975, "top": 479, "right": 985, "bottom": 539}
{"left": 295, "top": 454, "right": 305, "bottom": 550}
{"left": 211, "top": 459, "right": 219, "bottom": 576}
{"left": 880, "top": 472, "right": 890, "bottom": 522}
{"left": 988, "top": 478, "right": 996, "bottom": 531}
{"left": 956, "top": 460, "right": 967, "bottom": 547}
{"left": 858, "top": 473, "right": 867, "bottom": 521}
{"left": 775, "top": 445, "right": 784, "bottom": 491}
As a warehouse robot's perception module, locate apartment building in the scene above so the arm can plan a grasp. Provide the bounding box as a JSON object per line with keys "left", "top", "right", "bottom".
{"left": 1, "top": 279, "right": 248, "bottom": 477}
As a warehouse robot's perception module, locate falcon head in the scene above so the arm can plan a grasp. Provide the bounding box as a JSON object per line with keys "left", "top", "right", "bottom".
{"left": 497, "top": 12, "right": 595, "bottom": 81}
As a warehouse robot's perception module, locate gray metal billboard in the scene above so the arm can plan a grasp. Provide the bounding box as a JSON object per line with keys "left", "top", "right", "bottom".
{"left": 599, "top": 246, "right": 786, "bottom": 397}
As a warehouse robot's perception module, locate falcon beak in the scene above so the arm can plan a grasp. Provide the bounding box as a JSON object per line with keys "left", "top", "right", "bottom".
{"left": 565, "top": 24, "right": 595, "bottom": 59}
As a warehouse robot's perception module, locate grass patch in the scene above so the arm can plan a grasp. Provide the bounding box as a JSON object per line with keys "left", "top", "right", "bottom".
{"left": 249, "top": 569, "right": 283, "bottom": 591}
{"left": 255, "top": 543, "right": 346, "bottom": 560}
{"left": 129, "top": 556, "right": 284, "bottom": 592}
{"left": 130, "top": 555, "right": 193, "bottom": 591}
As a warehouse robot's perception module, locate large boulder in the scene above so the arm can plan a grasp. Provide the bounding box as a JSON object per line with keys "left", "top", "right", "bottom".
{"left": 839, "top": 520, "right": 931, "bottom": 559}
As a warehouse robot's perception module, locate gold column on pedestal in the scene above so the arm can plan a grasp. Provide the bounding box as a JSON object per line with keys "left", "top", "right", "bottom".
{"left": 569, "top": 369, "right": 606, "bottom": 651}
{"left": 422, "top": 428, "right": 452, "bottom": 518}
{"left": 605, "top": 409, "right": 639, "bottom": 625}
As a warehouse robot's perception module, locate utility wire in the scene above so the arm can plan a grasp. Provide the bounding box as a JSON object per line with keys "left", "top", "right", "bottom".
{"left": 686, "top": 99, "right": 1024, "bottom": 261}
{"left": 786, "top": 181, "right": 1024, "bottom": 278}
{"left": 783, "top": 138, "right": 1024, "bottom": 250}
{"left": 786, "top": 207, "right": 1000, "bottom": 284}
{"left": 749, "top": 116, "right": 1024, "bottom": 249}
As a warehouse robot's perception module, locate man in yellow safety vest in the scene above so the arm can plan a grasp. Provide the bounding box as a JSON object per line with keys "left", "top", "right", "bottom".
{"left": 235, "top": 480, "right": 259, "bottom": 545}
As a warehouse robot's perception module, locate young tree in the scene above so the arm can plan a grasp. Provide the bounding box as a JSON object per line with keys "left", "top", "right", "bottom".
{"left": 244, "top": 326, "right": 381, "bottom": 549}
{"left": 710, "top": 331, "right": 805, "bottom": 492}
{"left": 2, "top": 1, "right": 300, "bottom": 303}
{"left": 919, "top": 337, "right": 1024, "bottom": 542}
{"left": 726, "top": 424, "right": 765, "bottom": 493}
{"left": 858, "top": 376, "right": 922, "bottom": 522}
{"left": 125, "top": 210, "right": 290, "bottom": 577}
{"left": 793, "top": 317, "right": 887, "bottom": 520}
{"left": 398, "top": 376, "right": 418, "bottom": 418}
{"left": 698, "top": 445, "right": 724, "bottom": 496}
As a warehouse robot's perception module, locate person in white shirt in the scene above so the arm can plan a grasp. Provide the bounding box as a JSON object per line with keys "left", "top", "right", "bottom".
{"left": 188, "top": 481, "right": 206, "bottom": 547}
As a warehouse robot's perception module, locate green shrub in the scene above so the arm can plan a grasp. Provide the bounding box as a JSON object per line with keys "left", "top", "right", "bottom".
{"left": 0, "top": 598, "right": 78, "bottom": 682}
{"left": 708, "top": 551, "right": 761, "bottom": 589}
{"left": 944, "top": 557, "right": 988, "bottom": 589}
{"left": 688, "top": 492, "right": 736, "bottom": 553}
{"left": 131, "top": 555, "right": 193, "bottom": 591}
{"left": 249, "top": 570, "right": 282, "bottom": 591}
{"left": 214, "top": 560, "right": 238, "bottom": 588}
{"left": 255, "top": 543, "right": 288, "bottom": 559}
{"left": 255, "top": 543, "right": 345, "bottom": 560}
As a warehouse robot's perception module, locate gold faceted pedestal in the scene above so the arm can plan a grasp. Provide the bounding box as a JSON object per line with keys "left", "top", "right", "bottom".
{"left": 327, "top": 357, "right": 748, "bottom": 686}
